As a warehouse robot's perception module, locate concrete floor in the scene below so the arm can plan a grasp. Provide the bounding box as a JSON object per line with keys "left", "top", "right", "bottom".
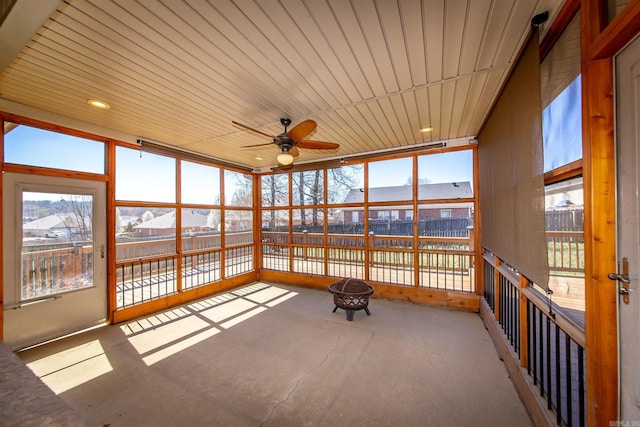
{"left": 17, "top": 282, "right": 532, "bottom": 427}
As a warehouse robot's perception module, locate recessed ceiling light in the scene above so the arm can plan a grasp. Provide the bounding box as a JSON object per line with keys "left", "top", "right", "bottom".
{"left": 255, "top": 156, "right": 263, "bottom": 161}
{"left": 87, "top": 99, "right": 110, "bottom": 109}
{"left": 420, "top": 127, "right": 433, "bottom": 133}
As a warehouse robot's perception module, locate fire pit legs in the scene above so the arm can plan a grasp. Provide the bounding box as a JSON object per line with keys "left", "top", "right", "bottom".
{"left": 332, "top": 305, "right": 371, "bottom": 321}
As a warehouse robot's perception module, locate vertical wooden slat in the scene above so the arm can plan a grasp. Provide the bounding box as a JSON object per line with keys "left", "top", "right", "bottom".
{"left": 519, "top": 275, "right": 529, "bottom": 368}
{"left": 530, "top": 301, "right": 536, "bottom": 381}
{"left": 413, "top": 155, "right": 420, "bottom": 288}
{"left": 253, "top": 174, "right": 259, "bottom": 272}
{"left": 175, "top": 160, "right": 183, "bottom": 292}
{"left": 581, "top": 0, "right": 619, "bottom": 425}
{"left": 473, "top": 146, "right": 483, "bottom": 297}
{"left": 287, "top": 172, "right": 293, "bottom": 274}
{"left": 106, "top": 137, "right": 117, "bottom": 323}
{"left": 363, "top": 162, "right": 370, "bottom": 282}
{"left": 323, "top": 171, "right": 328, "bottom": 277}
{"left": 219, "top": 168, "right": 226, "bottom": 279}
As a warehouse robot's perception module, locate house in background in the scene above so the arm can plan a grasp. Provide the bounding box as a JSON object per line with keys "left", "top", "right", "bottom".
{"left": 342, "top": 182, "right": 473, "bottom": 224}
{"left": 133, "top": 210, "right": 211, "bottom": 237}
{"left": 22, "top": 214, "right": 87, "bottom": 238}
{"left": 118, "top": 215, "right": 142, "bottom": 231}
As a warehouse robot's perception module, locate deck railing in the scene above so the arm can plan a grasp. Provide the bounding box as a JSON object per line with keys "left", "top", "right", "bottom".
{"left": 483, "top": 253, "right": 586, "bottom": 426}
{"left": 114, "top": 231, "right": 254, "bottom": 309}
{"left": 262, "top": 231, "right": 475, "bottom": 291}
{"left": 547, "top": 231, "right": 584, "bottom": 275}
{"left": 22, "top": 227, "right": 580, "bottom": 325}
{"left": 21, "top": 243, "right": 94, "bottom": 299}
{"left": 116, "top": 255, "right": 178, "bottom": 308}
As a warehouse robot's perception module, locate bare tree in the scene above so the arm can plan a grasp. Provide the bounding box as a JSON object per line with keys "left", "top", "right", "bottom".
{"left": 292, "top": 170, "right": 324, "bottom": 228}
{"left": 404, "top": 176, "right": 431, "bottom": 186}
{"left": 261, "top": 174, "right": 288, "bottom": 230}
{"left": 327, "top": 164, "right": 363, "bottom": 204}
{"left": 60, "top": 195, "right": 92, "bottom": 240}
{"left": 142, "top": 211, "right": 155, "bottom": 222}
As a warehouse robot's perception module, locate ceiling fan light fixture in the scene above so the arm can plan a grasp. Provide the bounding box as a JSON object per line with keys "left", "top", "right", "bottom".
{"left": 277, "top": 152, "right": 294, "bottom": 166}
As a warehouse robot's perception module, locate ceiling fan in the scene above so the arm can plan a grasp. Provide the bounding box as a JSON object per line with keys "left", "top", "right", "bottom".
{"left": 233, "top": 118, "right": 339, "bottom": 166}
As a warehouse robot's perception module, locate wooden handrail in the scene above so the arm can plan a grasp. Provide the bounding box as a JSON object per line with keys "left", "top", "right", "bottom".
{"left": 482, "top": 251, "right": 586, "bottom": 347}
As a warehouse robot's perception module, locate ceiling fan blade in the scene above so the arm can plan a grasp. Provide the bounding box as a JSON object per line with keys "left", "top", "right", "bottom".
{"left": 232, "top": 121, "right": 274, "bottom": 139}
{"left": 242, "top": 142, "right": 274, "bottom": 148}
{"left": 290, "top": 147, "right": 300, "bottom": 157}
{"left": 286, "top": 119, "right": 317, "bottom": 143}
{"left": 274, "top": 164, "right": 294, "bottom": 172}
{"left": 296, "top": 140, "right": 340, "bottom": 150}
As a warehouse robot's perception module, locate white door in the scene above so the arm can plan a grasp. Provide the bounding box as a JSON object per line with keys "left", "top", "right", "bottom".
{"left": 615, "top": 35, "right": 640, "bottom": 421}
{"left": 3, "top": 173, "right": 107, "bottom": 350}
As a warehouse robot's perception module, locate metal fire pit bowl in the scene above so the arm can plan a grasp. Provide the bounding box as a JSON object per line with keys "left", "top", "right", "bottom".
{"left": 328, "top": 278, "right": 374, "bottom": 321}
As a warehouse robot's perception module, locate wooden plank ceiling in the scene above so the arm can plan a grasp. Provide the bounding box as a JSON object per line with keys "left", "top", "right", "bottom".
{"left": 0, "top": 0, "right": 563, "bottom": 170}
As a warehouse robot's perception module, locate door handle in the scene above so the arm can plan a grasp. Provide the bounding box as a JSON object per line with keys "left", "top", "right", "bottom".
{"left": 607, "top": 273, "right": 630, "bottom": 283}
{"left": 608, "top": 257, "right": 631, "bottom": 304}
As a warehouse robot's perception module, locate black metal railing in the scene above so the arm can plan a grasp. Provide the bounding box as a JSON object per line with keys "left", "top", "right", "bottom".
{"left": 115, "top": 255, "right": 178, "bottom": 309}
{"left": 528, "top": 301, "right": 586, "bottom": 427}
{"left": 225, "top": 245, "right": 253, "bottom": 278}
{"left": 182, "top": 249, "right": 221, "bottom": 290}
{"left": 484, "top": 258, "right": 495, "bottom": 311}
{"left": 483, "top": 253, "right": 586, "bottom": 427}
{"left": 499, "top": 273, "right": 520, "bottom": 355}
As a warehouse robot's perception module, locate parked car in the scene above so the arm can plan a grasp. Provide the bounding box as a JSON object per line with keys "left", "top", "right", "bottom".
{"left": 44, "top": 230, "right": 68, "bottom": 238}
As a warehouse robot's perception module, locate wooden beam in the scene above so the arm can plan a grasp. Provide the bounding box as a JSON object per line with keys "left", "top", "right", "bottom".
{"left": 581, "top": 0, "right": 619, "bottom": 425}
{"left": 106, "top": 139, "right": 116, "bottom": 323}
{"left": 543, "top": 159, "right": 583, "bottom": 185}
{"left": 253, "top": 173, "right": 263, "bottom": 271}
{"left": 591, "top": 0, "right": 640, "bottom": 60}
{"left": 473, "top": 146, "right": 483, "bottom": 297}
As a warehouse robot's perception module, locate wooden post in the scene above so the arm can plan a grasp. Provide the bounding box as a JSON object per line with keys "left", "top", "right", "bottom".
{"left": 473, "top": 146, "right": 483, "bottom": 297}
{"left": 519, "top": 275, "right": 529, "bottom": 368}
{"left": 581, "top": 1, "right": 618, "bottom": 424}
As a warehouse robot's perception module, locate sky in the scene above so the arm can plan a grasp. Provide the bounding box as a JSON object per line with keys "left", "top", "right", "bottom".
{"left": 5, "top": 125, "right": 105, "bottom": 174}
{"left": 368, "top": 150, "right": 474, "bottom": 188}
{"left": 542, "top": 75, "right": 582, "bottom": 172}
